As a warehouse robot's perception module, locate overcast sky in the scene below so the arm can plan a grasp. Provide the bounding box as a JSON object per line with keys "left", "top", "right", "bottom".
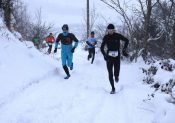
{"left": 23, "top": 0, "right": 121, "bottom": 27}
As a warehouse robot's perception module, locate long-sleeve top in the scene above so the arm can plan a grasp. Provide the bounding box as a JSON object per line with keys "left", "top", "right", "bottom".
{"left": 86, "top": 37, "right": 97, "bottom": 49}
{"left": 55, "top": 32, "right": 78, "bottom": 49}
{"left": 46, "top": 36, "right": 55, "bottom": 43}
{"left": 100, "top": 33, "right": 129, "bottom": 56}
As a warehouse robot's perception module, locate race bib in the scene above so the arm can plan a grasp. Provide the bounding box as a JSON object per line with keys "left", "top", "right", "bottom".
{"left": 108, "top": 51, "right": 118, "bottom": 57}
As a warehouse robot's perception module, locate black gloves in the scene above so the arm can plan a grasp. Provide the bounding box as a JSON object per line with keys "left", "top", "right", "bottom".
{"left": 54, "top": 48, "right": 57, "bottom": 53}
{"left": 122, "top": 48, "right": 129, "bottom": 57}
{"left": 71, "top": 47, "right": 75, "bottom": 53}
{"left": 104, "top": 55, "right": 108, "bottom": 61}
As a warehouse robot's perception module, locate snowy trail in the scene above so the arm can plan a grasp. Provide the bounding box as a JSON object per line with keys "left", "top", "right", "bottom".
{"left": 0, "top": 49, "right": 155, "bottom": 123}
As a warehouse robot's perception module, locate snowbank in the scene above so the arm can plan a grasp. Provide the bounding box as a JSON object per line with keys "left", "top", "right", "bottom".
{"left": 0, "top": 18, "right": 58, "bottom": 103}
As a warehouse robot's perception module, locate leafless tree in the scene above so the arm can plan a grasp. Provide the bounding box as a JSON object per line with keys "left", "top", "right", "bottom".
{"left": 12, "top": 3, "right": 54, "bottom": 49}
{"left": 137, "top": 0, "right": 158, "bottom": 58}
{"left": 30, "top": 8, "right": 54, "bottom": 49}
{"left": 12, "top": 0, "right": 31, "bottom": 40}
{"left": 100, "top": 0, "right": 133, "bottom": 37}
{"left": 1, "top": 0, "right": 13, "bottom": 30}
{"left": 157, "top": 0, "right": 175, "bottom": 58}
{"left": 100, "top": 0, "right": 171, "bottom": 61}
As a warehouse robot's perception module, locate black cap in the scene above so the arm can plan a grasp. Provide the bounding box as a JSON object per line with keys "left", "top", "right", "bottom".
{"left": 107, "top": 24, "right": 115, "bottom": 29}
{"left": 91, "top": 31, "right": 94, "bottom": 35}
{"left": 62, "top": 24, "right": 69, "bottom": 31}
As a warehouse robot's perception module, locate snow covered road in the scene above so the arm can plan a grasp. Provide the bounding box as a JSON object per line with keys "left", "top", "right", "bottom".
{"left": 0, "top": 49, "right": 158, "bottom": 123}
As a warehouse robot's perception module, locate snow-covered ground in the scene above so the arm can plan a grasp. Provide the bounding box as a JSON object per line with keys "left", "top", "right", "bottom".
{"left": 0, "top": 19, "right": 175, "bottom": 123}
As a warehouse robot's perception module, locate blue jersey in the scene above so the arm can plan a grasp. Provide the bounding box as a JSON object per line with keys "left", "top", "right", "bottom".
{"left": 87, "top": 37, "right": 97, "bottom": 48}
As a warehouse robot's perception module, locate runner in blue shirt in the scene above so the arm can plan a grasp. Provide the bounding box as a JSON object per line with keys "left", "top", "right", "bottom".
{"left": 86, "top": 31, "right": 97, "bottom": 64}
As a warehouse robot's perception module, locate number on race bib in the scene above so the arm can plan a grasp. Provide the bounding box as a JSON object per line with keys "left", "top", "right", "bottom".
{"left": 108, "top": 51, "right": 118, "bottom": 57}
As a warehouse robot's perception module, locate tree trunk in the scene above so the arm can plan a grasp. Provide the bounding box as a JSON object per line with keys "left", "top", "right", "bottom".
{"left": 4, "top": 0, "right": 13, "bottom": 30}
{"left": 143, "top": 0, "right": 152, "bottom": 60}
{"left": 172, "top": 23, "right": 175, "bottom": 59}
{"left": 87, "top": 0, "right": 90, "bottom": 38}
